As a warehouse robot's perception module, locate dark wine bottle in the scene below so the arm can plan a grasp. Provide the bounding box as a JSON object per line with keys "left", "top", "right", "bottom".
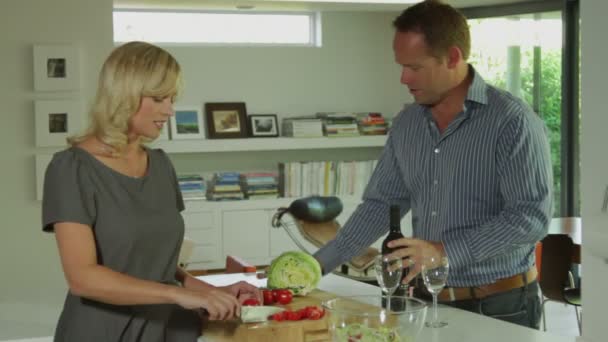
{"left": 381, "top": 205, "right": 405, "bottom": 254}
{"left": 380, "top": 204, "right": 408, "bottom": 311}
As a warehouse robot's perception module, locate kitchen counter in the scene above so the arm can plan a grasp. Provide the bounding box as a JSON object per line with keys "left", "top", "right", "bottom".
{"left": 197, "top": 272, "right": 576, "bottom": 342}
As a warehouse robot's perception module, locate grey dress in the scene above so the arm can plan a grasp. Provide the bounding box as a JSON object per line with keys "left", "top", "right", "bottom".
{"left": 42, "top": 147, "right": 201, "bottom": 342}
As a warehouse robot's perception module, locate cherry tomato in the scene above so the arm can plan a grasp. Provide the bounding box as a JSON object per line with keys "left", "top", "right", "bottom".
{"left": 270, "top": 312, "right": 284, "bottom": 321}
{"left": 276, "top": 291, "right": 293, "bottom": 305}
{"left": 271, "top": 289, "right": 291, "bottom": 302}
{"left": 307, "top": 308, "right": 322, "bottom": 320}
{"left": 262, "top": 290, "right": 274, "bottom": 305}
{"left": 242, "top": 298, "right": 260, "bottom": 306}
{"left": 285, "top": 310, "right": 303, "bottom": 321}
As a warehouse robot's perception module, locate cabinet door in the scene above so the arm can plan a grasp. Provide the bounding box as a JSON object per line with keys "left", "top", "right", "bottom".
{"left": 222, "top": 209, "right": 271, "bottom": 265}
{"left": 182, "top": 210, "right": 222, "bottom": 269}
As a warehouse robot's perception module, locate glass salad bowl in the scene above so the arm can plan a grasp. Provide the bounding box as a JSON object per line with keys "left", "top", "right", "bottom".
{"left": 322, "top": 295, "right": 427, "bottom": 342}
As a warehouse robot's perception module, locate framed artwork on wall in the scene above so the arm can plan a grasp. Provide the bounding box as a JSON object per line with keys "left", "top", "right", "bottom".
{"left": 248, "top": 114, "right": 279, "bottom": 137}
{"left": 34, "top": 100, "right": 83, "bottom": 147}
{"left": 204, "top": 102, "right": 248, "bottom": 139}
{"left": 33, "top": 45, "right": 81, "bottom": 91}
{"left": 170, "top": 106, "right": 205, "bottom": 140}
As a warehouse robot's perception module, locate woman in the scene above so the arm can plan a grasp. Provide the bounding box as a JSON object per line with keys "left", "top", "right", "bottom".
{"left": 42, "top": 41, "right": 261, "bottom": 341}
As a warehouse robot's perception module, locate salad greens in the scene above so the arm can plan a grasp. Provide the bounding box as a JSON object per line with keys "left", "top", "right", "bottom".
{"left": 267, "top": 251, "right": 321, "bottom": 296}
{"left": 335, "top": 324, "right": 410, "bottom": 342}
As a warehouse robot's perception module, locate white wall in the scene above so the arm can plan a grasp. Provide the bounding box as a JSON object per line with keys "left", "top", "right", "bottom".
{"left": 0, "top": 1, "right": 404, "bottom": 339}
{"left": 580, "top": 1, "right": 608, "bottom": 341}
{"left": 0, "top": 0, "right": 114, "bottom": 338}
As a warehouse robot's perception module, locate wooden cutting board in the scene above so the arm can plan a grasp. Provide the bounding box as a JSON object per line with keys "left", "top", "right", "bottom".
{"left": 201, "top": 289, "right": 339, "bottom": 342}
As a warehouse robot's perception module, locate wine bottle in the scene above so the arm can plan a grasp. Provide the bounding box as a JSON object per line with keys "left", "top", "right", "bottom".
{"left": 380, "top": 204, "right": 408, "bottom": 311}
{"left": 381, "top": 204, "right": 405, "bottom": 254}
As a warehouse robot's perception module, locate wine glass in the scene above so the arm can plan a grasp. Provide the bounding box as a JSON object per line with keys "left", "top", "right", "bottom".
{"left": 374, "top": 254, "right": 403, "bottom": 311}
{"left": 421, "top": 255, "right": 450, "bottom": 328}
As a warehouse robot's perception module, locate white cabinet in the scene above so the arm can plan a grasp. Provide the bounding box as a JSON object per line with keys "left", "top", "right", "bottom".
{"left": 182, "top": 202, "right": 222, "bottom": 270}
{"left": 222, "top": 209, "right": 272, "bottom": 266}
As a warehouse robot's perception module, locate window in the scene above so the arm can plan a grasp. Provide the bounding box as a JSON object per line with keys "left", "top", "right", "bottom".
{"left": 464, "top": 1, "right": 580, "bottom": 217}
{"left": 113, "top": 9, "right": 321, "bottom": 46}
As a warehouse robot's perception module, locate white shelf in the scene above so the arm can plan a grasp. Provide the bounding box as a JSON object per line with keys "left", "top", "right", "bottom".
{"left": 150, "top": 135, "right": 387, "bottom": 153}
{"left": 184, "top": 196, "right": 363, "bottom": 211}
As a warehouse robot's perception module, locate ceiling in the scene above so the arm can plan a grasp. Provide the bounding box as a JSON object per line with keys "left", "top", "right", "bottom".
{"left": 114, "top": 0, "right": 537, "bottom": 12}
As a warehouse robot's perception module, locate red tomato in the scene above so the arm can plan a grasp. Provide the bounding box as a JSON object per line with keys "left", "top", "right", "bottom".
{"left": 242, "top": 298, "right": 260, "bottom": 306}
{"left": 285, "top": 310, "right": 303, "bottom": 321}
{"left": 307, "top": 307, "right": 323, "bottom": 320}
{"left": 271, "top": 289, "right": 291, "bottom": 302}
{"left": 270, "top": 312, "right": 284, "bottom": 321}
{"left": 276, "top": 291, "right": 293, "bottom": 305}
{"left": 262, "top": 290, "right": 274, "bottom": 305}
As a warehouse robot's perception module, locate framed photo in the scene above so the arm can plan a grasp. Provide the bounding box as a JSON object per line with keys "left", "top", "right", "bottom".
{"left": 248, "top": 114, "right": 279, "bottom": 137}
{"left": 170, "top": 107, "right": 205, "bottom": 140}
{"left": 33, "top": 45, "right": 81, "bottom": 91}
{"left": 35, "top": 154, "right": 53, "bottom": 201}
{"left": 34, "top": 100, "right": 83, "bottom": 147}
{"left": 204, "top": 102, "right": 248, "bottom": 139}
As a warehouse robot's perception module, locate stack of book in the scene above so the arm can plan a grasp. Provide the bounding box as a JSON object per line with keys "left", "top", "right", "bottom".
{"left": 177, "top": 174, "right": 207, "bottom": 200}
{"left": 316, "top": 112, "right": 360, "bottom": 137}
{"left": 356, "top": 112, "right": 388, "bottom": 135}
{"left": 208, "top": 172, "right": 245, "bottom": 201}
{"left": 240, "top": 172, "right": 279, "bottom": 199}
{"left": 282, "top": 116, "right": 324, "bottom": 137}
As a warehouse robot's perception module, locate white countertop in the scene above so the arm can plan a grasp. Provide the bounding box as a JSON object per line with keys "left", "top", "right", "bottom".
{"left": 1, "top": 273, "right": 575, "bottom": 342}
{"left": 198, "top": 272, "right": 576, "bottom": 342}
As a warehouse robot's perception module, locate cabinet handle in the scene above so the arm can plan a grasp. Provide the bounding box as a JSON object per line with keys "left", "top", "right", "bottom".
{"left": 603, "top": 185, "right": 608, "bottom": 213}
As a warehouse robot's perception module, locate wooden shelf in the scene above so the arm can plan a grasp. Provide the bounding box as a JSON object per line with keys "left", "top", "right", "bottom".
{"left": 150, "top": 135, "right": 387, "bottom": 153}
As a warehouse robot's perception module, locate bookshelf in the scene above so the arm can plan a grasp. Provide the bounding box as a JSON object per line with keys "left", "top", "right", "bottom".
{"left": 150, "top": 135, "right": 387, "bottom": 153}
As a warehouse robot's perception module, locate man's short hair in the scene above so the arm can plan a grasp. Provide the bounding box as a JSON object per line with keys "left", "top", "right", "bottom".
{"left": 393, "top": 0, "right": 471, "bottom": 61}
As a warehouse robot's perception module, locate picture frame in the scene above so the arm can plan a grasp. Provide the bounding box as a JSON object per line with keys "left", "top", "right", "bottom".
{"left": 170, "top": 106, "right": 205, "bottom": 140}
{"left": 34, "top": 100, "right": 84, "bottom": 147}
{"left": 204, "top": 102, "right": 248, "bottom": 139}
{"left": 33, "top": 45, "right": 81, "bottom": 91}
{"left": 35, "top": 154, "right": 53, "bottom": 201}
{"left": 248, "top": 114, "right": 279, "bottom": 137}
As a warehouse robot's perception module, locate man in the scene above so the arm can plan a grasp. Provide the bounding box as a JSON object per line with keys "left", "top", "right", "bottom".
{"left": 314, "top": 0, "right": 552, "bottom": 329}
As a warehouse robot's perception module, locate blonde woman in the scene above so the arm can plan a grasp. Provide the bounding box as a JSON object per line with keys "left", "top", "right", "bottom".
{"left": 42, "top": 41, "right": 261, "bottom": 341}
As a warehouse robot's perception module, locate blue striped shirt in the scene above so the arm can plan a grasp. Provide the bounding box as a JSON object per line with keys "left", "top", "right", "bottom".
{"left": 314, "top": 67, "right": 553, "bottom": 287}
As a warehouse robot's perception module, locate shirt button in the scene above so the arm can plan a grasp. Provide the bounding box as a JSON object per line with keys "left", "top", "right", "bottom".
{"left": 433, "top": 180, "right": 438, "bottom": 185}
{"left": 431, "top": 211, "right": 437, "bottom": 216}
{"left": 434, "top": 148, "right": 440, "bottom": 154}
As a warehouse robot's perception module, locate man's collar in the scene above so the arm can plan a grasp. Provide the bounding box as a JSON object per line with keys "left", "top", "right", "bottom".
{"left": 466, "top": 64, "right": 488, "bottom": 106}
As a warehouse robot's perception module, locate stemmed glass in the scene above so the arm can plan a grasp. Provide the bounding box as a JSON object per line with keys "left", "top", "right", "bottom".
{"left": 374, "top": 254, "right": 403, "bottom": 311}
{"left": 421, "top": 255, "right": 450, "bottom": 328}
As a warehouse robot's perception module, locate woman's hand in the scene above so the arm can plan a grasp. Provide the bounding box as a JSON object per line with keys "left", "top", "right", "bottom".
{"left": 220, "top": 281, "right": 263, "bottom": 305}
{"left": 171, "top": 287, "right": 241, "bottom": 321}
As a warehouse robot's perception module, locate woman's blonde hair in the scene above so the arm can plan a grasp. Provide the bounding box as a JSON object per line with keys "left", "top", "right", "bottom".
{"left": 69, "top": 41, "right": 182, "bottom": 155}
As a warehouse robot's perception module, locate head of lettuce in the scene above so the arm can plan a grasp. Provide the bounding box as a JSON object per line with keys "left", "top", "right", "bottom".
{"left": 267, "top": 251, "right": 322, "bottom": 296}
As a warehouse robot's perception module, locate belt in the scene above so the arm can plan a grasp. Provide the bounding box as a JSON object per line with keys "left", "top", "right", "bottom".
{"left": 430, "top": 267, "right": 537, "bottom": 302}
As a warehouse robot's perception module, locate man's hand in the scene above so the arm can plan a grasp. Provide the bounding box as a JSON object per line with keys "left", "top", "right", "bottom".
{"left": 220, "top": 280, "right": 263, "bottom": 305}
{"left": 386, "top": 238, "right": 447, "bottom": 284}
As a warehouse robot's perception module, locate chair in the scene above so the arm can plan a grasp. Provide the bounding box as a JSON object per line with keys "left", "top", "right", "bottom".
{"left": 271, "top": 196, "right": 379, "bottom": 283}
{"left": 538, "top": 234, "right": 582, "bottom": 334}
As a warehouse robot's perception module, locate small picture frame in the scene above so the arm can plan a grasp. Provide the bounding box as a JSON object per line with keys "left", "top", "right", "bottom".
{"left": 204, "top": 102, "right": 248, "bottom": 139}
{"left": 33, "top": 45, "right": 81, "bottom": 91}
{"left": 35, "top": 154, "right": 53, "bottom": 201}
{"left": 248, "top": 114, "right": 279, "bottom": 137}
{"left": 170, "top": 107, "right": 205, "bottom": 140}
{"left": 34, "top": 100, "right": 83, "bottom": 147}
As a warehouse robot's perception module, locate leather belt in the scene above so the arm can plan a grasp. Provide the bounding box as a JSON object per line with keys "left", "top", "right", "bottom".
{"left": 433, "top": 267, "right": 537, "bottom": 302}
